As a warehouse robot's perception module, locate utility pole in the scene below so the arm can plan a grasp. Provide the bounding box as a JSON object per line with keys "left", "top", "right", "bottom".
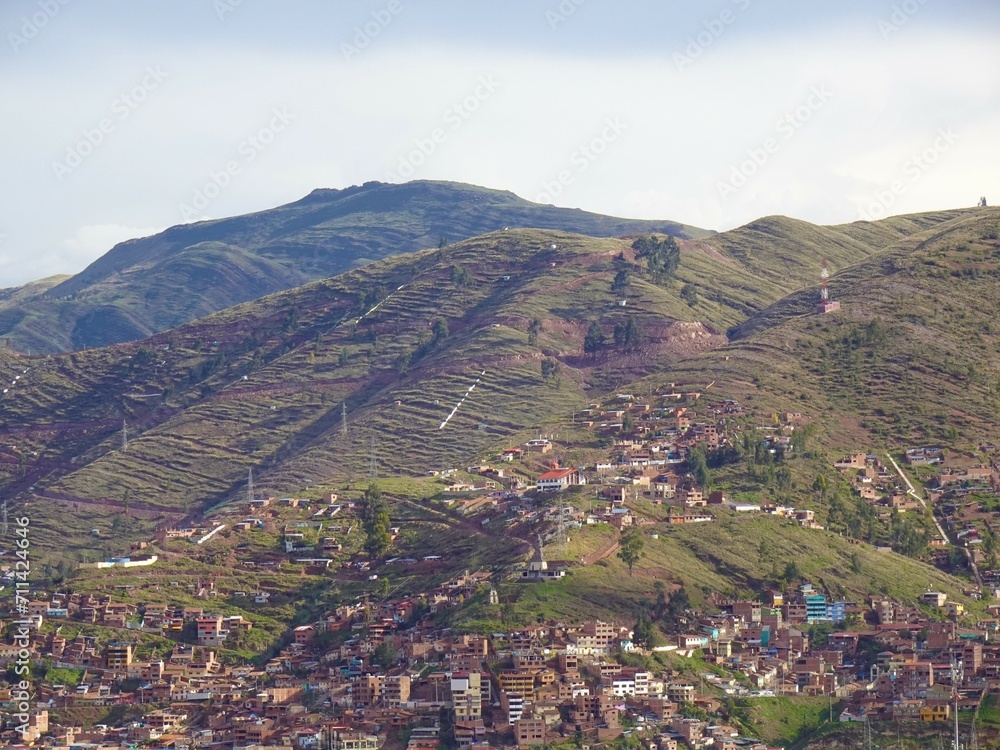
{"left": 341, "top": 402, "right": 348, "bottom": 436}
{"left": 247, "top": 468, "right": 254, "bottom": 504}
{"left": 369, "top": 435, "right": 377, "bottom": 478}
{"left": 121, "top": 419, "right": 129, "bottom": 452}
{"left": 953, "top": 657, "right": 960, "bottom": 750}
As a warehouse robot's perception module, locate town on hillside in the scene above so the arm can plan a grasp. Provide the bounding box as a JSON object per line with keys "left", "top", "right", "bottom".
{"left": 4, "top": 391, "right": 1000, "bottom": 748}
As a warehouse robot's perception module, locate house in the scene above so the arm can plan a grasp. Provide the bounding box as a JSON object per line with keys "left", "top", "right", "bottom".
{"left": 905, "top": 447, "right": 945, "bottom": 465}
{"left": 920, "top": 592, "right": 948, "bottom": 608}
{"left": 834, "top": 453, "right": 868, "bottom": 470}
{"left": 536, "top": 468, "right": 584, "bottom": 492}
{"left": 524, "top": 439, "right": 553, "bottom": 454}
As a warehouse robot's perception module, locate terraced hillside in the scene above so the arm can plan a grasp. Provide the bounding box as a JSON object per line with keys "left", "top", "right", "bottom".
{"left": 0, "top": 180, "right": 711, "bottom": 354}
{"left": 0, "top": 207, "right": 986, "bottom": 561}
{"left": 607, "top": 208, "right": 976, "bottom": 335}
{"left": 661, "top": 206, "right": 1000, "bottom": 452}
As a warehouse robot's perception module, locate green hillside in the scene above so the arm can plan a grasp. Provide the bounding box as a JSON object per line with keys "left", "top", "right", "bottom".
{"left": 0, "top": 180, "right": 710, "bottom": 354}
{"left": 669, "top": 206, "right": 1000, "bottom": 451}
{"left": 0, "top": 206, "right": 990, "bottom": 570}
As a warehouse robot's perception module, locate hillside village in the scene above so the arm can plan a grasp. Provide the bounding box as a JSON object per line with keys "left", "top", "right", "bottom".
{"left": 6, "top": 389, "right": 1000, "bottom": 748}
{"left": 0, "top": 211, "right": 998, "bottom": 748}
{"left": 7, "top": 554, "right": 1000, "bottom": 749}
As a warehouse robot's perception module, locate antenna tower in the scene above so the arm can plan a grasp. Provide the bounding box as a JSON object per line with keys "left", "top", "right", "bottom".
{"left": 817, "top": 259, "right": 841, "bottom": 314}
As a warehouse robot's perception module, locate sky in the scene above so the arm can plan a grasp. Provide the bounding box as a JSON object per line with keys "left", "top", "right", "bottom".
{"left": 1, "top": 0, "right": 998, "bottom": 288}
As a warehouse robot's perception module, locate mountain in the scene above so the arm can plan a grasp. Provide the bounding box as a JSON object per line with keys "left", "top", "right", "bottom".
{"left": 0, "top": 206, "right": 983, "bottom": 562}
{"left": 0, "top": 181, "right": 711, "bottom": 354}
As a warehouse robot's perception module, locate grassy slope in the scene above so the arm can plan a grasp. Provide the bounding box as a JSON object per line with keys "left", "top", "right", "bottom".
{"left": 667, "top": 207, "right": 1000, "bottom": 453}
{"left": 0, "top": 208, "right": 987, "bottom": 568}
{"left": 677, "top": 208, "right": 974, "bottom": 331}
{"left": 0, "top": 180, "right": 711, "bottom": 353}
{"left": 483, "top": 514, "right": 975, "bottom": 628}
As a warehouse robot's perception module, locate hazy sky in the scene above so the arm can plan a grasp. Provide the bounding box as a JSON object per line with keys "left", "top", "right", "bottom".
{"left": 2, "top": 0, "right": 998, "bottom": 287}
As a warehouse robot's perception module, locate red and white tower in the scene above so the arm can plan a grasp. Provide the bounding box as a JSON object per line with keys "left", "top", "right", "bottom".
{"left": 817, "top": 259, "right": 840, "bottom": 314}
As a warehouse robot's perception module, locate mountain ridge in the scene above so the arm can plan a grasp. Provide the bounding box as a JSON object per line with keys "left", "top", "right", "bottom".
{"left": 0, "top": 180, "right": 711, "bottom": 354}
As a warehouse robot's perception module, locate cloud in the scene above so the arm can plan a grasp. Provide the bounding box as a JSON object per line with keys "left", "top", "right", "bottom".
{"left": 0, "top": 2, "right": 998, "bottom": 287}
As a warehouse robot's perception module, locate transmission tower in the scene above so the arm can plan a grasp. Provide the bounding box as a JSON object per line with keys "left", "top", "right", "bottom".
{"left": 863, "top": 713, "right": 873, "bottom": 750}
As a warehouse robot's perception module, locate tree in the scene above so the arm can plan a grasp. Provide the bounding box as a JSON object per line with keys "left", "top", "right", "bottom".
{"left": 540, "top": 358, "right": 560, "bottom": 381}
{"left": 632, "top": 235, "right": 680, "bottom": 282}
{"left": 372, "top": 640, "right": 399, "bottom": 668}
{"left": 633, "top": 610, "right": 660, "bottom": 648}
{"left": 812, "top": 473, "right": 829, "bottom": 499}
{"left": 687, "top": 444, "right": 711, "bottom": 489}
{"left": 791, "top": 423, "right": 815, "bottom": 455}
{"left": 661, "top": 587, "right": 690, "bottom": 634}
{"left": 613, "top": 317, "right": 643, "bottom": 351}
{"left": 783, "top": 560, "right": 801, "bottom": 583}
{"left": 617, "top": 530, "right": 645, "bottom": 576}
{"left": 611, "top": 268, "right": 631, "bottom": 296}
{"left": 681, "top": 283, "right": 698, "bottom": 306}
{"left": 431, "top": 318, "right": 449, "bottom": 342}
{"left": 394, "top": 349, "right": 412, "bottom": 375}
{"left": 527, "top": 318, "right": 542, "bottom": 346}
{"left": 583, "top": 320, "right": 605, "bottom": 355}
{"left": 361, "top": 484, "right": 392, "bottom": 560}
{"left": 450, "top": 265, "right": 473, "bottom": 287}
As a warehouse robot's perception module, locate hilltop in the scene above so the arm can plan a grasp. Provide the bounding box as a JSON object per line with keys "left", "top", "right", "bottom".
{"left": 0, "top": 180, "right": 710, "bottom": 354}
